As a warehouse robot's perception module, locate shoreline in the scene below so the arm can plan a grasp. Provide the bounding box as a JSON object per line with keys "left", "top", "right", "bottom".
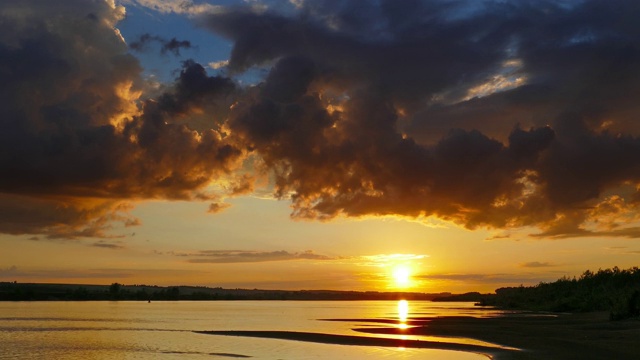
{"left": 419, "top": 311, "right": 640, "bottom": 359}
{"left": 197, "top": 311, "right": 640, "bottom": 359}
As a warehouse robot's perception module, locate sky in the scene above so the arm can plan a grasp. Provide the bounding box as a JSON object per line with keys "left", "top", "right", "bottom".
{"left": 2, "top": 0, "right": 640, "bottom": 293}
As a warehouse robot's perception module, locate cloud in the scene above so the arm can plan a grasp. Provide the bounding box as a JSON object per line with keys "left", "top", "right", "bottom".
{"left": 352, "top": 254, "right": 429, "bottom": 267}
{"left": 0, "top": 266, "right": 205, "bottom": 280}
{"left": 0, "top": 265, "right": 19, "bottom": 277}
{"left": 605, "top": 246, "right": 640, "bottom": 255}
{"left": 7, "top": 0, "right": 640, "bottom": 241}
{"left": 520, "top": 261, "right": 556, "bottom": 268}
{"left": 418, "top": 273, "right": 496, "bottom": 282}
{"left": 91, "top": 240, "right": 126, "bottom": 249}
{"left": 0, "top": 266, "right": 133, "bottom": 280}
{"left": 129, "top": 34, "right": 194, "bottom": 56}
{"left": 193, "top": 0, "right": 640, "bottom": 238}
{"left": 176, "top": 249, "right": 335, "bottom": 263}
{"left": 121, "top": 0, "right": 221, "bottom": 15}
{"left": 207, "top": 202, "right": 231, "bottom": 214}
{"left": 486, "top": 234, "right": 512, "bottom": 241}
{"left": 0, "top": 194, "right": 139, "bottom": 239}
{"left": 417, "top": 272, "right": 558, "bottom": 285}
{"left": 209, "top": 60, "right": 230, "bottom": 70}
{"left": 0, "top": 1, "right": 244, "bottom": 239}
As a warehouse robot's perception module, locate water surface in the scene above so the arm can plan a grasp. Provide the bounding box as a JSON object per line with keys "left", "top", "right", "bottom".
{"left": 0, "top": 300, "right": 505, "bottom": 359}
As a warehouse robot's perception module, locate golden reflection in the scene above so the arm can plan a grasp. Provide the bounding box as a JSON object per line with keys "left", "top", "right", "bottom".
{"left": 397, "top": 299, "right": 409, "bottom": 330}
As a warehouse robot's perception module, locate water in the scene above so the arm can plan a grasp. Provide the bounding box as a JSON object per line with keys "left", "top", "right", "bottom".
{"left": 0, "top": 301, "right": 505, "bottom": 359}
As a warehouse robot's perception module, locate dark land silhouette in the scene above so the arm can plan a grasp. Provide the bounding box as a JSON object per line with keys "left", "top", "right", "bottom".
{"left": 0, "top": 281, "right": 449, "bottom": 301}
{"left": 433, "top": 266, "right": 640, "bottom": 321}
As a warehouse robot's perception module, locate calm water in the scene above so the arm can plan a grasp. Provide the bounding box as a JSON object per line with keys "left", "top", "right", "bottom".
{"left": 0, "top": 301, "right": 507, "bottom": 359}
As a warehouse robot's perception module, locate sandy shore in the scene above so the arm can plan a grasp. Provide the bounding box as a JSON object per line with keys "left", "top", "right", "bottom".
{"left": 197, "top": 311, "right": 640, "bottom": 359}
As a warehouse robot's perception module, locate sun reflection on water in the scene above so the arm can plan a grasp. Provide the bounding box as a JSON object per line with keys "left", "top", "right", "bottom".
{"left": 397, "top": 299, "right": 409, "bottom": 330}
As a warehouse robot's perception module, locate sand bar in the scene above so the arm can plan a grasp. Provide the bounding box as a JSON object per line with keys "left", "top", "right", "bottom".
{"left": 196, "top": 330, "right": 514, "bottom": 359}
{"left": 197, "top": 311, "right": 640, "bottom": 359}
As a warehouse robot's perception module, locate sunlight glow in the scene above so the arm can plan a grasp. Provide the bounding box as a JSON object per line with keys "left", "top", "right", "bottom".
{"left": 392, "top": 265, "right": 411, "bottom": 288}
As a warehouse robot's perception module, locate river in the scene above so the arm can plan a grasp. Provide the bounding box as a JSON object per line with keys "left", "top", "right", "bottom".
{"left": 0, "top": 300, "right": 508, "bottom": 359}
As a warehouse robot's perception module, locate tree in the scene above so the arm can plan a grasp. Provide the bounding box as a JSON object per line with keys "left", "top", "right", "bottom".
{"left": 109, "top": 282, "right": 121, "bottom": 299}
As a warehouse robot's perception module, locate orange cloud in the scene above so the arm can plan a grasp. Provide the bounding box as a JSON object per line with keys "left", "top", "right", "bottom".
{"left": 0, "top": 3, "right": 244, "bottom": 239}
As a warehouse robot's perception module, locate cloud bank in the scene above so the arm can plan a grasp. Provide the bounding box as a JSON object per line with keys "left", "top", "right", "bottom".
{"left": 4, "top": 0, "right": 640, "bottom": 239}
{"left": 176, "top": 249, "right": 334, "bottom": 263}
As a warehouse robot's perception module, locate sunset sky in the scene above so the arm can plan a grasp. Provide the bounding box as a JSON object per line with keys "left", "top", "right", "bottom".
{"left": 2, "top": 0, "right": 640, "bottom": 293}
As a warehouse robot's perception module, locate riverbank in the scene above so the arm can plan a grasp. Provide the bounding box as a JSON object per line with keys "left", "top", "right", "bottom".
{"left": 420, "top": 311, "right": 640, "bottom": 359}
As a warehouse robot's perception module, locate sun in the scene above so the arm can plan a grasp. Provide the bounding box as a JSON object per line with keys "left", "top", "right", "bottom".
{"left": 392, "top": 265, "right": 412, "bottom": 287}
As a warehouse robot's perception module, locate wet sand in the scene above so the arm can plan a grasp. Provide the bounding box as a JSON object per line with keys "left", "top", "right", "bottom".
{"left": 197, "top": 311, "right": 640, "bottom": 359}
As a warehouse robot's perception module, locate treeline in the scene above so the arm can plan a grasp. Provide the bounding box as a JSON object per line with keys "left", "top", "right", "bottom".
{"left": 476, "top": 267, "right": 640, "bottom": 320}
{"left": 0, "top": 282, "right": 182, "bottom": 301}
{"left": 0, "top": 282, "right": 448, "bottom": 301}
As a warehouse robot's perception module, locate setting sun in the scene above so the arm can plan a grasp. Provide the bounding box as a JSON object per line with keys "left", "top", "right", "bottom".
{"left": 392, "top": 265, "right": 412, "bottom": 287}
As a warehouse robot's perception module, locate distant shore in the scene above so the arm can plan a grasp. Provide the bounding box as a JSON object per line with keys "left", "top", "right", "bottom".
{"left": 0, "top": 281, "right": 449, "bottom": 301}
{"left": 198, "top": 311, "right": 640, "bottom": 359}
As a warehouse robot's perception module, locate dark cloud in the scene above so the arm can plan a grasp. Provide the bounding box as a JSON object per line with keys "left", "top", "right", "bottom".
{"left": 534, "top": 226, "right": 640, "bottom": 239}
{"left": 0, "top": 194, "right": 138, "bottom": 239}
{"left": 154, "top": 59, "right": 236, "bottom": 116}
{"left": 486, "top": 234, "right": 512, "bottom": 241}
{"left": 194, "top": 0, "right": 640, "bottom": 237}
{"left": 200, "top": 2, "right": 508, "bottom": 108}
{"left": 6, "top": 0, "right": 640, "bottom": 241}
{"left": 207, "top": 202, "right": 231, "bottom": 214}
{"left": 91, "top": 240, "right": 126, "bottom": 250}
{"left": 0, "top": 0, "right": 244, "bottom": 239}
{"left": 129, "top": 34, "right": 194, "bottom": 56}
{"left": 176, "top": 250, "right": 334, "bottom": 263}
